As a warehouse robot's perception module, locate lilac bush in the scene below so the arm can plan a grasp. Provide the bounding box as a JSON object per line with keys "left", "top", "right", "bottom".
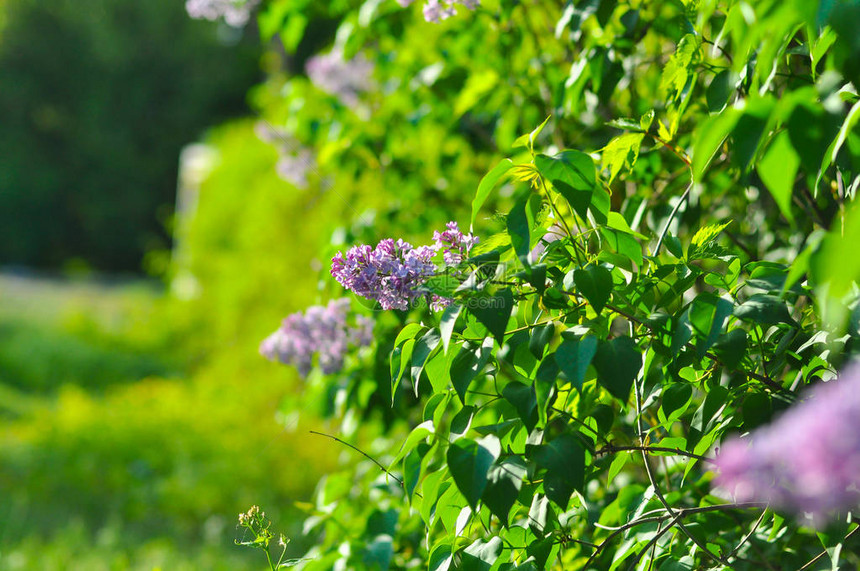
{"left": 714, "top": 364, "right": 860, "bottom": 521}
{"left": 331, "top": 222, "right": 477, "bottom": 311}
{"left": 260, "top": 299, "right": 373, "bottom": 377}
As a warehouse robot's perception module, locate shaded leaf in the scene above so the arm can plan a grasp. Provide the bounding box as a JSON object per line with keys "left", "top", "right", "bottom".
{"left": 554, "top": 335, "right": 598, "bottom": 390}
{"left": 447, "top": 436, "right": 501, "bottom": 509}
{"left": 574, "top": 265, "right": 612, "bottom": 313}
{"left": 593, "top": 336, "right": 641, "bottom": 402}
{"left": 482, "top": 457, "right": 527, "bottom": 525}
{"left": 531, "top": 433, "right": 585, "bottom": 509}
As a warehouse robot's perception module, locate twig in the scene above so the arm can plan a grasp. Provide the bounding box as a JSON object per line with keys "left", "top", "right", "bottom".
{"left": 627, "top": 515, "right": 680, "bottom": 571}
{"left": 725, "top": 508, "right": 768, "bottom": 562}
{"left": 633, "top": 371, "right": 734, "bottom": 568}
{"left": 798, "top": 525, "right": 860, "bottom": 570}
{"left": 309, "top": 430, "right": 404, "bottom": 488}
{"left": 584, "top": 515, "right": 671, "bottom": 568}
{"left": 594, "top": 444, "right": 716, "bottom": 465}
{"left": 654, "top": 180, "right": 694, "bottom": 256}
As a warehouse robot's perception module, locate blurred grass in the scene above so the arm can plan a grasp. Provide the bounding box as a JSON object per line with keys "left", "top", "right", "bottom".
{"left": 0, "top": 273, "right": 337, "bottom": 568}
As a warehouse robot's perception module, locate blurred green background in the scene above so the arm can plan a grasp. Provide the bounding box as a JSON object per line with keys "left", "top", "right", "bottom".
{"left": 0, "top": 0, "right": 340, "bottom": 568}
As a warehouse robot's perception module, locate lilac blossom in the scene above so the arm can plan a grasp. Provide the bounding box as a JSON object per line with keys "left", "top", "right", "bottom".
{"left": 260, "top": 299, "right": 373, "bottom": 377}
{"left": 185, "top": 0, "right": 259, "bottom": 27}
{"left": 331, "top": 223, "right": 478, "bottom": 311}
{"left": 713, "top": 364, "right": 860, "bottom": 522}
{"left": 433, "top": 221, "right": 479, "bottom": 265}
{"left": 275, "top": 149, "right": 315, "bottom": 189}
{"left": 306, "top": 49, "right": 374, "bottom": 107}
{"left": 397, "top": 0, "right": 479, "bottom": 23}
{"left": 253, "top": 121, "right": 315, "bottom": 188}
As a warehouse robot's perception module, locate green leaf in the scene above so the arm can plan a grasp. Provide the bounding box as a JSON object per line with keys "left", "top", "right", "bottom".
{"left": 531, "top": 433, "right": 585, "bottom": 509}
{"left": 598, "top": 227, "right": 643, "bottom": 268}
{"left": 711, "top": 328, "right": 748, "bottom": 370}
{"left": 693, "top": 108, "right": 740, "bottom": 180}
{"left": 554, "top": 335, "right": 598, "bottom": 390}
{"left": 390, "top": 338, "right": 415, "bottom": 402}
{"left": 450, "top": 338, "right": 495, "bottom": 403}
{"left": 688, "top": 293, "right": 733, "bottom": 358}
{"left": 502, "top": 381, "right": 538, "bottom": 431}
{"left": 607, "top": 211, "right": 646, "bottom": 239}
{"left": 640, "top": 110, "right": 655, "bottom": 132}
{"left": 513, "top": 115, "right": 551, "bottom": 153}
{"left": 468, "top": 289, "right": 515, "bottom": 346}
{"left": 450, "top": 405, "right": 476, "bottom": 440}
{"left": 461, "top": 537, "right": 504, "bottom": 571}
{"left": 606, "top": 453, "right": 629, "bottom": 483}
{"left": 394, "top": 323, "right": 424, "bottom": 347}
{"left": 706, "top": 70, "right": 733, "bottom": 113}
{"left": 471, "top": 159, "right": 514, "bottom": 228}
{"left": 734, "top": 294, "right": 796, "bottom": 326}
{"left": 818, "top": 99, "right": 860, "bottom": 190}
{"left": 787, "top": 102, "right": 838, "bottom": 179}
{"left": 593, "top": 336, "right": 641, "bottom": 402}
{"left": 420, "top": 470, "right": 450, "bottom": 526}
{"left": 811, "top": 201, "right": 860, "bottom": 328}
{"left": 454, "top": 69, "right": 500, "bottom": 117}
{"left": 757, "top": 131, "right": 798, "bottom": 223}
{"left": 659, "top": 383, "right": 693, "bottom": 426}
{"left": 730, "top": 98, "right": 773, "bottom": 172}
{"left": 507, "top": 194, "right": 532, "bottom": 263}
{"left": 606, "top": 117, "right": 646, "bottom": 132}
{"left": 601, "top": 133, "right": 645, "bottom": 183}
{"left": 690, "top": 221, "right": 731, "bottom": 251}
{"left": 482, "top": 457, "right": 527, "bottom": 525}
{"left": 534, "top": 357, "right": 559, "bottom": 427}
{"left": 447, "top": 435, "right": 501, "bottom": 509}
{"left": 660, "top": 34, "right": 700, "bottom": 102}
{"left": 389, "top": 420, "right": 435, "bottom": 473}
{"left": 574, "top": 265, "right": 612, "bottom": 313}
{"left": 529, "top": 321, "right": 555, "bottom": 359}
{"left": 534, "top": 151, "right": 600, "bottom": 223}
{"left": 670, "top": 309, "right": 693, "bottom": 356}
{"left": 429, "top": 542, "right": 454, "bottom": 571}
{"left": 440, "top": 303, "right": 462, "bottom": 354}
{"left": 411, "top": 328, "right": 441, "bottom": 395}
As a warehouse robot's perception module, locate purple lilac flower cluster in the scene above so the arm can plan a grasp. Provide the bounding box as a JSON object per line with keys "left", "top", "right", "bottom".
{"left": 185, "top": 0, "right": 259, "bottom": 27}
{"left": 260, "top": 298, "right": 373, "bottom": 377}
{"left": 331, "top": 222, "right": 477, "bottom": 311}
{"left": 306, "top": 49, "right": 374, "bottom": 108}
{"left": 253, "top": 122, "right": 315, "bottom": 189}
{"left": 397, "top": 0, "right": 479, "bottom": 23}
{"left": 713, "top": 364, "right": 860, "bottom": 521}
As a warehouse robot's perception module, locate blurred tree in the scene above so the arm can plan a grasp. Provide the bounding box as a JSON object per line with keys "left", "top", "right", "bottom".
{"left": 0, "top": 0, "right": 260, "bottom": 271}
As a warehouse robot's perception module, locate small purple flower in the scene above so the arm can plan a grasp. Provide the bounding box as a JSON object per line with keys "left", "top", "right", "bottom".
{"left": 433, "top": 221, "right": 478, "bottom": 265}
{"left": 713, "top": 364, "right": 860, "bottom": 522}
{"left": 397, "top": 0, "right": 479, "bottom": 23}
{"left": 306, "top": 49, "right": 374, "bottom": 107}
{"left": 260, "top": 299, "right": 373, "bottom": 377}
{"left": 185, "top": 0, "right": 259, "bottom": 27}
{"left": 331, "top": 222, "right": 477, "bottom": 311}
{"left": 275, "top": 149, "right": 315, "bottom": 189}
